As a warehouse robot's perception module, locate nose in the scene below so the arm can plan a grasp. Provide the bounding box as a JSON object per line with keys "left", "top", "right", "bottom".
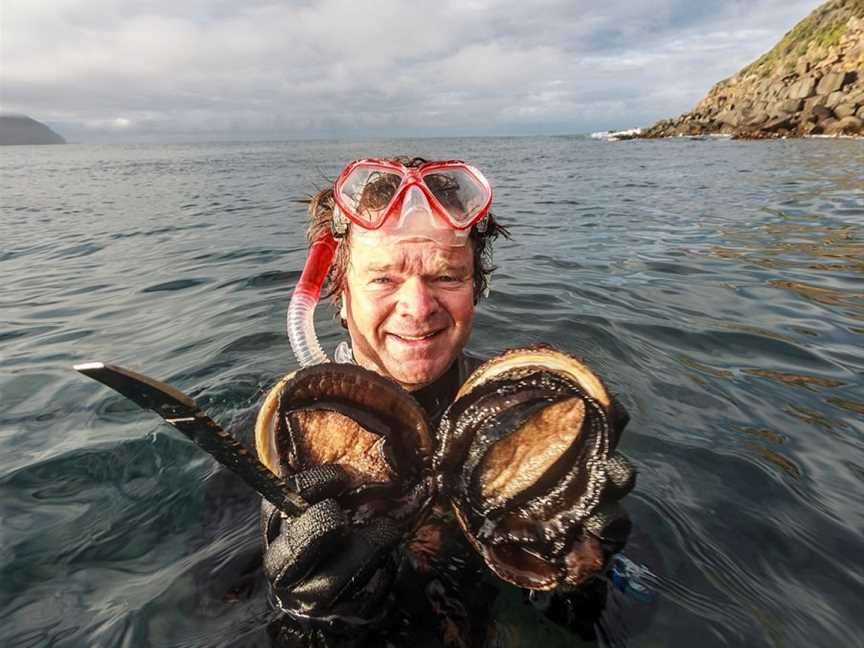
{"left": 395, "top": 277, "right": 439, "bottom": 321}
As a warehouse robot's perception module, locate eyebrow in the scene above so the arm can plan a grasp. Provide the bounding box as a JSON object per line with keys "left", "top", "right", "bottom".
{"left": 364, "top": 262, "right": 470, "bottom": 275}
{"left": 365, "top": 263, "right": 395, "bottom": 273}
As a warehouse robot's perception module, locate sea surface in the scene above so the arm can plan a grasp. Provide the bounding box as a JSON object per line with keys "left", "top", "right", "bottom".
{"left": 1, "top": 137, "right": 862, "bottom": 647}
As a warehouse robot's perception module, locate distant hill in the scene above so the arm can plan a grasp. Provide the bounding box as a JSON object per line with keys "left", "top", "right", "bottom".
{"left": 0, "top": 115, "right": 67, "bottom": 145}
{"left": 643, "top": 0, "right": 864, "bottom": 138}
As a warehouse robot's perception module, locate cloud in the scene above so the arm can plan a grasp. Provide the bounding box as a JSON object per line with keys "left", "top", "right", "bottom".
{"left": 0, "top": 0, "right": 825, "bottom": 140}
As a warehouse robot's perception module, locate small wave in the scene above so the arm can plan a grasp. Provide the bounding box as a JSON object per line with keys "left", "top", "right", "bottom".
{"left": 141, "top": 278, "right": 209, "bottom": 293}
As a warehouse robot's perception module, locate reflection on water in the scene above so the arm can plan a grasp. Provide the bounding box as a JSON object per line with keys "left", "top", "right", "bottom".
{"left": 741, "top": 441, "right": 801, "bottom": 480}
{"left": 1, "top": 137, "right": 863, "bottom": 647}
{"left": 770, "top": 279, "right": 863, "bottom": 310}
{"left": 741, "top": 368, "right": 843, "bottom": 389}
{"left": 703, "top": 216, "right": 863, "bottom": 313}
{"left": 826, "top": 396, "right": 864, "bottom": 416}
{"left": 737, "top": 427, "right": 800, "bottom": 480}
{"left": 785, "top": 404, "right": 836, "bottom": 431}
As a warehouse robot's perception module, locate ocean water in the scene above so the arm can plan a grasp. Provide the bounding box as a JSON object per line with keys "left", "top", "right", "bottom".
{"left": 1, "top": 137, "right": 862, "bottom": 647}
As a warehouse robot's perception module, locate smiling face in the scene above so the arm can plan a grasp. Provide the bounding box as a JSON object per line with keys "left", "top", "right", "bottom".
{"left": 341, "top": 238, "right": 476, "bottom": 391}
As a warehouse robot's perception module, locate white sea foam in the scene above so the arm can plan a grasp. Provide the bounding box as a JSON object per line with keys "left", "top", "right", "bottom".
{"left": 590, "top": 127, "right": 642, "bottom": 141}
{"left": 807, "top": 133, "right": 863, "bottom": 140}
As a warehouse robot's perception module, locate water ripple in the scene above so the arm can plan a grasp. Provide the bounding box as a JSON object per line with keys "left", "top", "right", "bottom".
{"left": 1, "top": 137, "right": 862, "bottom": 647}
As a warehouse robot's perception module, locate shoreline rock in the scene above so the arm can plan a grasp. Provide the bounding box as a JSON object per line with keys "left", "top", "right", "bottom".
{"left": 641, "top": 1, "right": 864, "bottom": 140}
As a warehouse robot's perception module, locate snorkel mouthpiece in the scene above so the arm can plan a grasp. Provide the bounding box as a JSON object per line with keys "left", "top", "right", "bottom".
{"left": 287, "top": 233, "right": 337, "bottom": 367}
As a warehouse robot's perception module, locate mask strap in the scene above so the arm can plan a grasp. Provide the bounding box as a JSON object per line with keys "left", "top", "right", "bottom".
{"left": 331, "top": 206, "right": 349, "bottom": 239}
{"left": 474, "top": 214, "right": 489, "bottom": 235}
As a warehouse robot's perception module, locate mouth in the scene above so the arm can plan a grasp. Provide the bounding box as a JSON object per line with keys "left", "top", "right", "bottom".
{"left": 386, "top": 329, "right": 445, "bottom": 344}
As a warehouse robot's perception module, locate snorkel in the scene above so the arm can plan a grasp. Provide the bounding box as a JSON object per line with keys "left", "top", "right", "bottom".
{"left": 286, "top": 232, "right": 337, "bottom": 366}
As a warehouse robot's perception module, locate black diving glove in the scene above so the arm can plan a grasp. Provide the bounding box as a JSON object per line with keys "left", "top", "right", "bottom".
{"left": 609, "top": 395, "right": 631, "bottom": 450}
{"left": 582, "top": 395, "right": 637, "bottom": 556}
{"left": 261, "top": 464, "right": 402, "bottom": 627}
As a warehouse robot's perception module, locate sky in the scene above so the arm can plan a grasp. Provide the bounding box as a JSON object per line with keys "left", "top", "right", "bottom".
{"left": 0, "top": 0, "right": 825, "bottom": 142}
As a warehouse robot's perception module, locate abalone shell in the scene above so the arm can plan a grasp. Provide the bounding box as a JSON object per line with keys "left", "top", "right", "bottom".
{"left": 255, "top": 363, "right": 435, "bottom": 528}
{"left": 435, "top": 345, "right": 636, "bottom": 591}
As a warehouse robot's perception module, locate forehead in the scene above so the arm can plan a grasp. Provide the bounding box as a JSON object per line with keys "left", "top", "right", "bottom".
{"left": 348, "top": 239, "right": 474, "bottom": 275}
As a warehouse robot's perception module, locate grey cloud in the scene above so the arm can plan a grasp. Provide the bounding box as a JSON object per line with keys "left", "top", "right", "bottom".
{"left": 0, "top": 0, "right": 825, "bottom": 141}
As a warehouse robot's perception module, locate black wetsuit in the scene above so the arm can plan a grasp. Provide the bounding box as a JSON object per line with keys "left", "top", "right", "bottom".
{"left": 190, "top": 353, "right": 658, "bottom": 647}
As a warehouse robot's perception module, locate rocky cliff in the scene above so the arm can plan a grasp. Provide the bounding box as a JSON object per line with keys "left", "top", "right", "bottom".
{"left": 643, "top": 0, "right": 864, "bottom": 138}
{"left": 0, "top": 115, "right": 67, "bottom": 145}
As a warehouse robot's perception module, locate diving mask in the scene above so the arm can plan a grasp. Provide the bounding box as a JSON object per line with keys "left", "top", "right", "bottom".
{"left": 332, "top": 159, "right": 493, "bottom": 246}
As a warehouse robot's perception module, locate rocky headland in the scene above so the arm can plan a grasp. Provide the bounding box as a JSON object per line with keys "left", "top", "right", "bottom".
{"left": 642, "top": 0, "right": 864, "bottom": 139}
{"left": 0, "top": 115, "right": 67, "bottom": 145}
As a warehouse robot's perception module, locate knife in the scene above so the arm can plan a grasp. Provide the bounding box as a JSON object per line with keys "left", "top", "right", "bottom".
{"left": 74, "top": 362, "right": 308, "bottom": 516}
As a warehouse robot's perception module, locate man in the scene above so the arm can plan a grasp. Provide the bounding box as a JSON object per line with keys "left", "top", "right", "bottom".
{"left": 282, "top": 156, "right": 504, "bottom": 417}
{"left": 257, "top": 157, "right": 641, "bottom": 646}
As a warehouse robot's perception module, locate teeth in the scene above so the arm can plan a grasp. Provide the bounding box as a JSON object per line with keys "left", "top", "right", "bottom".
{"left": 394, "top": 332, "right": 436, "bottom": 341}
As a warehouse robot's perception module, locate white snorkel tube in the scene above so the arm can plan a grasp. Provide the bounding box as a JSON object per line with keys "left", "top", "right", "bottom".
{"left": 286, "top": 232, "right": 337, "bottom": 367}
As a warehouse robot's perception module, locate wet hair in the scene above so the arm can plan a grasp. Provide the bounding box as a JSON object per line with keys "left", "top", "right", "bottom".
{"left": 306, "top": 156, "right": 509, "bottom": 306}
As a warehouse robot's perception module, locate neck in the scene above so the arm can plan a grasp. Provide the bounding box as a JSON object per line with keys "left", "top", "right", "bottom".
{"left": 411, "top": 359, "right": 461, "bottom": 425}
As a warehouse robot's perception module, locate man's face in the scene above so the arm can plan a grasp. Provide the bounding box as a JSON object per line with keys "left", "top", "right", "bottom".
{"left": 341, "top": 238, "right": 475, "bottom": 391}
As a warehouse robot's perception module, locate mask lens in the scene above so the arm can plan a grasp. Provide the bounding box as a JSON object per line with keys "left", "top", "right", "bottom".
{"left": 423, "top": 168, "right": 488, "bottom": 226}
{"left": 338, "top": 167, "right": 403, "bottom": 227}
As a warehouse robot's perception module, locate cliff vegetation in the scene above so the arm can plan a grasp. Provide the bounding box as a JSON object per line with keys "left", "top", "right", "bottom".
{"left": 643, "top": 0, "right": 864, "bottom": 138}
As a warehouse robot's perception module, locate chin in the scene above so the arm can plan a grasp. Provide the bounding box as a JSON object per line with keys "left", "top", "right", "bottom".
{"left": 388, "top": 359, "right": 448, "bottom": 391}
{"left": 381, "top": 338, "right": 459, "bottom": 389}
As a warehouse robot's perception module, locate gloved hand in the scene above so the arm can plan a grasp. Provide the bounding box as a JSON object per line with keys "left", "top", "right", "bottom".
{"left": 584, "top": 395, "right": 636, "bottom": 555}
{"left": 261, "top": 464, "right": 403, "bottom": 627}
{"left": 609, "top": 395, "right": 632, "bottom": 450}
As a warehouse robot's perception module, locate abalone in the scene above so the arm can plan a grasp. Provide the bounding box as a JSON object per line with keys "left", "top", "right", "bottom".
{"left": 255, "top": 363, "right": 435, "bottom": 528}
{"left": 435, "top": 345, "right": 636, "bottom": 591}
